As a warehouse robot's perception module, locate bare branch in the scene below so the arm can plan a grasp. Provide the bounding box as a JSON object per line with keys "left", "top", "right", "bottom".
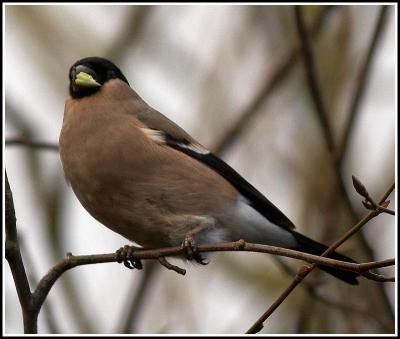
{"left": 245, "top": 179, "right": 395, "bottom": 334}
{"left": 29, "top": 237, "right": 394, "bottom": 326}
{"left": 274, "top": 258, "right": 388, "bottom": 327}
{"left": 357, "top": 258, "right": 395, "bottom": 271}
{"left": 5, "top": 171, "right": 36, "bottom": 333}
{"left": 376, "top": 206, "right": 395, "bottom": 215}
{"left": 378, "top": 182, "right": 395, "bottom": 205}
{"left": 246, "top": 266, "right": 310, "bottom": 334}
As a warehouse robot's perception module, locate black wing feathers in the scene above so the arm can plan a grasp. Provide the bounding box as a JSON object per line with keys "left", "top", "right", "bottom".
{"left": 164, "top": 135, "right": 295, "bottom": 231}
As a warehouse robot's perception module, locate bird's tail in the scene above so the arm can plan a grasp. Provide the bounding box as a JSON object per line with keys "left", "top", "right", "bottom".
{"left": 291, "top": 231, "right": 359, "bottom": 285}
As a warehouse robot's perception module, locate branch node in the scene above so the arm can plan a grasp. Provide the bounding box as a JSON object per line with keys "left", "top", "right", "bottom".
{"left": 380, "top": 200, "right": 390, "bottom": 208}
{"left": 235, "top": 239, "right": 246, "bottom": 250}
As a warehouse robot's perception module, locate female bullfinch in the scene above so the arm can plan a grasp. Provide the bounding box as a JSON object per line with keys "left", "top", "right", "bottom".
{"left": 60, "top": 57, "right": 359, "bottom": 284}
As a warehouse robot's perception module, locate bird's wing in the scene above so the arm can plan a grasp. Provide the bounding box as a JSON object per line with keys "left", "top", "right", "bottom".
{"left": 135, "top": 109, "right": 296, "bottom": 231}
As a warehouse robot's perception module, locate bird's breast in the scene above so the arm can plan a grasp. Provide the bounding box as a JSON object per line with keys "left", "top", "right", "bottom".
{"left": 59, "top": 96, "right": 241, "bottom": 247}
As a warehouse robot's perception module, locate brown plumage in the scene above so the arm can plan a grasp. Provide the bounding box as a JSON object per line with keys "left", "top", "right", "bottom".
{"left": 61, "top": 80, "right": 238, "bottom": 248}
{"left": 59, "top": 57, "right": 359, "bottom": 284}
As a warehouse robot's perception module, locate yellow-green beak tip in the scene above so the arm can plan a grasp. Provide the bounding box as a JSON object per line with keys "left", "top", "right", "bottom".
{"left": 74, "top": 71, "right": 101, "bottom": 87}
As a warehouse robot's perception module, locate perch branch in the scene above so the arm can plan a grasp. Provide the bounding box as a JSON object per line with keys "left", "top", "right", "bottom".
{"left": 31, "top": 238, "right": 394, "bottom": 324}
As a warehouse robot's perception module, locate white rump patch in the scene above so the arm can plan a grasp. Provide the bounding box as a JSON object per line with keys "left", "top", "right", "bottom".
{"left": 233, "top": 196, "right": 297, "bottom": 248}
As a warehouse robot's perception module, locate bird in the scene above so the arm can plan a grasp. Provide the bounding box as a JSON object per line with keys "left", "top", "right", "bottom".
{"left": 59, "top": 56, "right": 359, "bottom": 285}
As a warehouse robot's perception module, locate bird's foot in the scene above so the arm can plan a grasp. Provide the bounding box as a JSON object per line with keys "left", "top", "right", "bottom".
{"left": 181, "top": 234, "right": 208, "bottom": 265}
{"left": 115, "top": 245, "right": 143, "bottom": 270}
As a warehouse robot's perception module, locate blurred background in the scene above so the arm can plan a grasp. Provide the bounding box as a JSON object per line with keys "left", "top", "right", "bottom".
{"left": 4, "top": 4, "right": 396, "bottom": 334}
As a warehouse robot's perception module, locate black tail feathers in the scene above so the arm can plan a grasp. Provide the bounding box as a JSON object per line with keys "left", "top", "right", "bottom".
{"left": 291, "top": 231, "right": 359, "bottom": 285}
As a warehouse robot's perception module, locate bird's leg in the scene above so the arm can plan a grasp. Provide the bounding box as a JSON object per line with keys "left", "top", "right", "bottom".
{"left": 115, "top": 244, "right": 143, "bottom": 270}
{"left": 181, "top": 220, "right": 212, "bottom": 265}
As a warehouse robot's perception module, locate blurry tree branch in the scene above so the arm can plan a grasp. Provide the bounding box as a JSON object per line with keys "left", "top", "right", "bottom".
{"left": 294, "top": 5, "right": 393, "bottom": 330}
{"left": 294, "top": 4, "right": 391, "bottom": 223}
{"left": 246, "top": 178, "right": 395, "bottom": 334}
{"left": 5, "top": 136, "right": 59, "bottom": 151}
{"left": 338, "top": 5, "right": 390, "bottom": 164}
{"left": 5, "top": 101, "right": 94, "bottom": 333}
{"left": 213, "top": 5, "right": 337, "bottom": 155}
{"left": 106, "top": 5, "right": 154, "bottom": 62}
{"left": 115, "top": 262, "right": 158, "bottom": 334}
{"left": 274, "top": 257, "right": 389, "bottom": 329}
{"left": 295, "top": 6, "right": 335, "bottom": 151}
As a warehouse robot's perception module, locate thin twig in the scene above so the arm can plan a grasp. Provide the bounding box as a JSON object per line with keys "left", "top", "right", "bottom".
{"left": 158, "top": 257, "right": 186, "bottom": 275}
{"left": 357, "top": 258, "right": 395, "bottom": 271}
{"left": 378, "top": 183, "right": 395, "bottom": 204}
{"left": 274, "top": 258, "right": 387, "bottom": 327}
{"left": 245, "top": 180, "right": 395, "bottom": 334}
{"left": 376, "top": 206, "right": 395, "bottom": 215}
{"left": 246, "top": 266, "right": 309, "bottom": 334}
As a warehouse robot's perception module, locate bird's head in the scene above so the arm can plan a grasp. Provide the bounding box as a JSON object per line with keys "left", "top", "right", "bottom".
{"left": 69, "top": 57, "right": 129, "bottom": 98}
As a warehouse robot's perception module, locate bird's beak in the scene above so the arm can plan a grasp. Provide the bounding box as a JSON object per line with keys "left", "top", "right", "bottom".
{"left": 74, "top": 72, "right": 101, "bottom": 87}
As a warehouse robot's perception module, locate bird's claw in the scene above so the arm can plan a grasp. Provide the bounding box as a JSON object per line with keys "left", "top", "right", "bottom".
{"left": 116, "top": 245, "right": 143, "bottom": 270}
{"left": 182, "top": 235, "right": 208, "bottom": 265}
